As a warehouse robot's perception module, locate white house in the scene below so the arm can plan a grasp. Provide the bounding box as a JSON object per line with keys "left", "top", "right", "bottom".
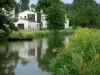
{"left": 15, "top": 10, "right": 43, "bottom": 30}
{"left": 15, "top": 10, "right": 70, "bottom": 30}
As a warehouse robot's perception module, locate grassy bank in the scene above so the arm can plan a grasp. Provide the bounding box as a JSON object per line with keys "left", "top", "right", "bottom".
{"left": 50, "top": 28, "right": 100, "bottom": 75}
{"left": 9, "top": 29, "right": 74, "bottom": 38}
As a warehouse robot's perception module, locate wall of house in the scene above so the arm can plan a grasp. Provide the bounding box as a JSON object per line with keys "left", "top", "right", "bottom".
{"left": 14, "top": 19, "right": 40, "bottom": 30}
{"left": 15, "top": 11, "right": 70, "bottom": 30}
{"left": 18, "top": 11, "right": 37, "bottom": 22}
{"left": 29, "top": 22, "right": 39, "bottom": 30}
{"left": 41, "top": 14, "right": 47, "bottom": 29}
{"left": 15, "top": 19, "right": 29, "bottom": 30}
{"left": 65, "top": 18, "right": 69, "bottom": 29}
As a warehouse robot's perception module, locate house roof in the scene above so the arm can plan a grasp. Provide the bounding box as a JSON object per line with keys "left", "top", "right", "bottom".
{"left": 19, "top": 10, "right": 35, "bottom": 15}
{"left": 19, "top": 10, "right": 42, "bottom": 15}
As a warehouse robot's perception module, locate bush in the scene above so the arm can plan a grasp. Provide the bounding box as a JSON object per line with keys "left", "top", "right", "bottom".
{"left": 0, "top": 30, "right": 7, "bottom": 42}
{"left": 50, "top": 28, "right": 100, "bottom": 75}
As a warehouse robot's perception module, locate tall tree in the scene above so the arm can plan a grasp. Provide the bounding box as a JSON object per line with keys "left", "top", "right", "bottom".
{"left": 0, "top": 0, "right": 17, "bottom": 39}
{"left": 20, "top": 0, "right": 30, "bottom": 11}
{"left": 65, "top": 0, "right": 98, "bottom": 28}
{"left": 37, "top": 0, "right": 65, "bottom": 13}
{"left": 73, "top": 0, "right": 95, "bottom": 5}
{"left": 15, "top": 3, "right": 20, "bottom": 17}
{"left": 76, "top": 5, "right": 97, "bottom": 27}
{"left": 30, "top": 4, "right": 36, "bottom": 11}
{"left": 46, "top": 0, "right": 66, "bottom": 30}
{"left": 73, "top": 0, "right": 96, "bottom": 11}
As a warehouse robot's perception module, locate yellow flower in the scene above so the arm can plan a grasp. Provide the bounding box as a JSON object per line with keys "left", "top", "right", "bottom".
{"left": 95, "top": 54, "right": 100, "bottom": 59}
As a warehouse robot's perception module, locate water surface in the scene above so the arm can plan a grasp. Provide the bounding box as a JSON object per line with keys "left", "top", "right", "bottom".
{"left": 0, "top": 35, "right": 69, "bottom": 75}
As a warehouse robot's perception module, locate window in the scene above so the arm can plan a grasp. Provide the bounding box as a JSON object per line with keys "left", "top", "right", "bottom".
{"left": 24, "top": 16, "right": 26, "bottom": 19}
{"left": 28, "top": 14, "right": 35, "bottom": 21}
{"left": 18, "top": 24, "right": 24, "bottom": 29}
{"left": 20, "top": 16, "right": 22, "bottom": 18}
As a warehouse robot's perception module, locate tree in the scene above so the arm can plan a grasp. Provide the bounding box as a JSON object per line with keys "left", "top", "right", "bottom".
{"left": 96, "top": 15, "right": 100, "bottom": 28}
{"left": 37, "top": 0, "right": 51, "bottom": 10}
{"left": 15, "top": 3, "right": 20, "bottom": 17}
{"left": 65, "top": 0, "right": 99, "bottom": 28}
{"left": 37, "top": 0, "right": 66, "bottom": 30}
{"left": 20, "top": 0, "right": 30, "bottom": 11}
{"left": 73, "top": 0, "right": 96, "bottom": 11}
{"left": 0, "top": 0, "right": 17, "bottom": 39}
{"left": 30, "top": 4, "right": 36, "bottom": 11}
{"left": 46, "top": 2, "right": 65, "bottom": 30}
{"left": 65, "top": 4, "right": 73, "bottom": 11}
{"left": 37, "top": 0, "right": 65, "bottom": 13}
{"left": 76, "top": 5, "right": 97, "bottom": 27}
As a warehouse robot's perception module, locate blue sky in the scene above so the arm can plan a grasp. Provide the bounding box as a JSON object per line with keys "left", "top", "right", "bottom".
{"left": 16, "top": 0, "right": 100, "bottom": 4}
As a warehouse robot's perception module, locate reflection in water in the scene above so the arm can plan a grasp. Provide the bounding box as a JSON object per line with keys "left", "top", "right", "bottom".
{"left": 0, "top": 35, "right": 69, "bottom": 75}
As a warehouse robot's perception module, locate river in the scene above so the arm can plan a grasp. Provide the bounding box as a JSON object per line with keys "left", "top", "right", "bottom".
{"left": 0, "top": 35, "right": 69, "bottom": 75}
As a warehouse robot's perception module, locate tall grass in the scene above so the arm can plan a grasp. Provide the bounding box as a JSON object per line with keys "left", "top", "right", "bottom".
{"left": 9, "top": 30, "right": 74, "bottom": 38}
{"left": 50, "top": 28, "right": 100, "bottom": 75}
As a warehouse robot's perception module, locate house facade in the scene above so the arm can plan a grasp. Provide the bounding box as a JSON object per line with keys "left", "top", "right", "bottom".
{"left": 15, "top": 10, "right": 70, "bottom": 30}
{"left": 15, "top": 10, "right": 43, "bottom": 30}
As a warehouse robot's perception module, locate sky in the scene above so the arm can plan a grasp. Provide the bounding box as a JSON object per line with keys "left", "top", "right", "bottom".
{"left": 16, "top": 0, "right": 100, "bottom": 5}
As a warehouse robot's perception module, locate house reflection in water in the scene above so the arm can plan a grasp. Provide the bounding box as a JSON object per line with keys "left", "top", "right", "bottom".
{"left": 8, "top": 38, "right": 48, "bottom": 61}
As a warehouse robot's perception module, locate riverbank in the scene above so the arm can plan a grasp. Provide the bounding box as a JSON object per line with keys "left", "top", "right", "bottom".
{"left": 50, "top": 28, "right": 100, "bottom": 75}
{"left": 9, "top": 29, "right": 74, "bottom": 39}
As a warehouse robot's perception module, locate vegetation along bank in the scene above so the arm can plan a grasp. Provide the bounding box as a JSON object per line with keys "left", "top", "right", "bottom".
{"left": 9, "top": 30, "right": 74, "bottom": 39}
{"left": 50, "top": 28, "right": 100, "bottom": 75}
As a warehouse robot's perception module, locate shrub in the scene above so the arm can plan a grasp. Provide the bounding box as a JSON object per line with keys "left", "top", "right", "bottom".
{"left": 0, "top": 30, "right": 7, "bottom": 42}
{"left": 50, "top": 28, "right": 100, "bottom": 75}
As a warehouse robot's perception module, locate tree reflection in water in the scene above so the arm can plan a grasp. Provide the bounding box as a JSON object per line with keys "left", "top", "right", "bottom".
{"left": 37, "top": 33, "right": 65, "bottom": 72}
{"left": 0, "top": 34, "right": 67, "bottom": 75}
{"left": 0, "top": 46, "right": 19, "bottom": 75}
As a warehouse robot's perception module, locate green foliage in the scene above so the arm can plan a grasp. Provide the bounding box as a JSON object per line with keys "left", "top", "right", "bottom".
{"left": 46, "top": 6, "right": 65, "bottom": 30}
{"left": 10, "top": 30, "right": 53, "bottom": 38}
{"left": 50, "top": 28, "right": 100, "bottom": 75}
{"left": 40, "top": 21, "right": 43, "bottom": 30}
{"left": 15, "top": 3, "right": 20, "bottom": 17}
{"left": 59, "top": 29, "right": 75, "bottom": 35}
{"left": 37, "top": 0, "right": 66, "bottom": 30}
{"left": 76, "top": 5, "right": 97, "bottom": 27}
{"left": 0, "top": 0, "right": 18, "bottom": 39}
{"left": 50, "top": 51, "right": 73, "bottom": 75}
{"left": 37, "top": 0, "right": 51, "bottom": 12}
{"left": 73, "top": 0, "right": 96, "bottom": 11}
{"left": 37, "top": 34, "right": 64, "bottom": 72}
{"left": 0, "top": 48, "right": 19, "bottom": 75}
{"left": 0, "top": 30, "right": 6, "bottom": 42}
{"left": 20, "top": 0, "right": 30, "bottom": 11}
{"left": 37, "top": 0, "right": 65, "bottom": 13}
{"left": 30, "top": 4, "right": 36, "bottom": 11}
{"left": 96, "top": 15, "right": 100, "bottom": 28}
{"left": 0, "top": 0, "right": 16, "bottom": 9}
{"left": 67, "top": 11, "right": 78, "bottom": 27}
{"left": 9, "top": 30, "right": 74, "bottom": 38}
{"left": 65, "top": 0, "right": 100, "bottom": 28}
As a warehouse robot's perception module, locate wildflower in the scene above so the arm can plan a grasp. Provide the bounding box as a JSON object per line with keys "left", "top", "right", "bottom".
{"left": 95, "top": 54, "right": 100, "bottom": 59}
